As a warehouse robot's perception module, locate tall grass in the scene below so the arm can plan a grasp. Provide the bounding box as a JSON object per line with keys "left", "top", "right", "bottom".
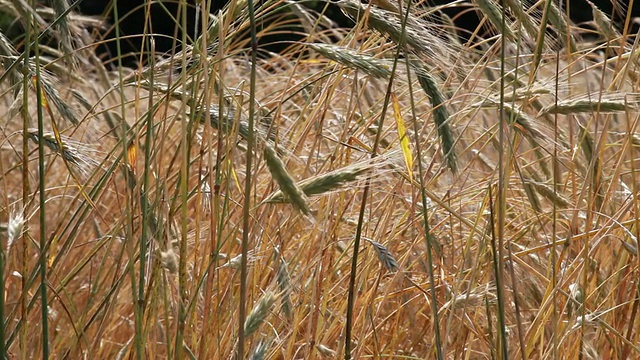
{"left": 0, "top": 0, "right": 639, "bottom": 358}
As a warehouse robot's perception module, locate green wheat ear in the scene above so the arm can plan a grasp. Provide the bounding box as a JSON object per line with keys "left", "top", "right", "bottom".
{"left": 263, "top": 145, "right": 311, "bottom": 216}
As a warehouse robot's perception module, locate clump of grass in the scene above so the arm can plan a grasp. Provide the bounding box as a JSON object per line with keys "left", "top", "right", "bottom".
{"left": 3, "top": 0, "right": 640, "bottom": 358}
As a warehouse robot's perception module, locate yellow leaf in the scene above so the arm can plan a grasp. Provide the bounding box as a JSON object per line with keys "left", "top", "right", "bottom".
{"left": 391, "top": 93, "right": 413, "bottom": 181}
{"left": 127, "top": 142, "right": 137, "bottom": 174}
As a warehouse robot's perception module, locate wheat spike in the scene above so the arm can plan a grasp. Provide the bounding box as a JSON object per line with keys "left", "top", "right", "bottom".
{"left": 263, "top": 145, "right": 311, "bottom": 216}
{"left": 244, "top": 292, "right": 276, "bottom": 337}
{"left": 366, "top": 238, "right": 400, "bottom": 272}
{"left": 308, "top": 43, "right": 392, "bottom": 78}
{"left": 27, "top": 128, "right": 100, "bottom": 177}
{"left": 414, "top": 67, "right": 457, "bottom": 172}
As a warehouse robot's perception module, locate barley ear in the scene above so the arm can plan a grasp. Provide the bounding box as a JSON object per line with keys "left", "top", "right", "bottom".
{"left": 366, "top": 238, "right": 400, "bottom": 272}
{"left": 414, "top": 67, "right": 457, "bottom": 172}
{"left": 263, "top": 145, "right": 311, "bottom": 216}
{"left": 244, "top": 292, "right": 276, "bottom": 337}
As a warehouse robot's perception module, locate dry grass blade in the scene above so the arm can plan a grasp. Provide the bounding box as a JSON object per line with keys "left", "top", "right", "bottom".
{"left": 308, "top": 43, "right": 392, "bottom": 78}
{"left": 538, "top": 93, "right": 640, "bottom": 115}
{"left": 263, "top": 145, "right": 311, "bottom": 216}
{"left": 244, "top": 292, "right": 276, "bottom": 338}
{"left": 365, "top": 238, "right": 399, "bottom": 272}
{"left": 414, "top": 67, "right": 457, "bottom": 172}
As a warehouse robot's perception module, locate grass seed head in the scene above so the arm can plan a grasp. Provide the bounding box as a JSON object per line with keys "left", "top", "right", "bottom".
{"left": 6, "top": 209, "right": 24, "bottom": 252}
{"left": 366, "top": 238, "right": 400, "bottom": 272}
{"left": 27, "top": 128, "right": 101, "bottom": 177}
{"left": 160, "top": 248, "right": 179, "bottom": 274}
{"left": 248, "top": 339, "right": 270, "bottom": 360}
{"left": 263, "top": 145, "right": 311, "bottom": 216}
{"left": 244, "top": 292, "right": 276, "bottom": 338}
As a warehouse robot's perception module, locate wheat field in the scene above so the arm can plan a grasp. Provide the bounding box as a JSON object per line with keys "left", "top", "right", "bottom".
{"left": 0, "top": 0, "right": 639, "bottom": 359}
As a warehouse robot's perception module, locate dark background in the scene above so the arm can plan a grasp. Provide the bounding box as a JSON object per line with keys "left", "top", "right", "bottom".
{"left": 42, "top": 0, "right": 640, "bottom": 65}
